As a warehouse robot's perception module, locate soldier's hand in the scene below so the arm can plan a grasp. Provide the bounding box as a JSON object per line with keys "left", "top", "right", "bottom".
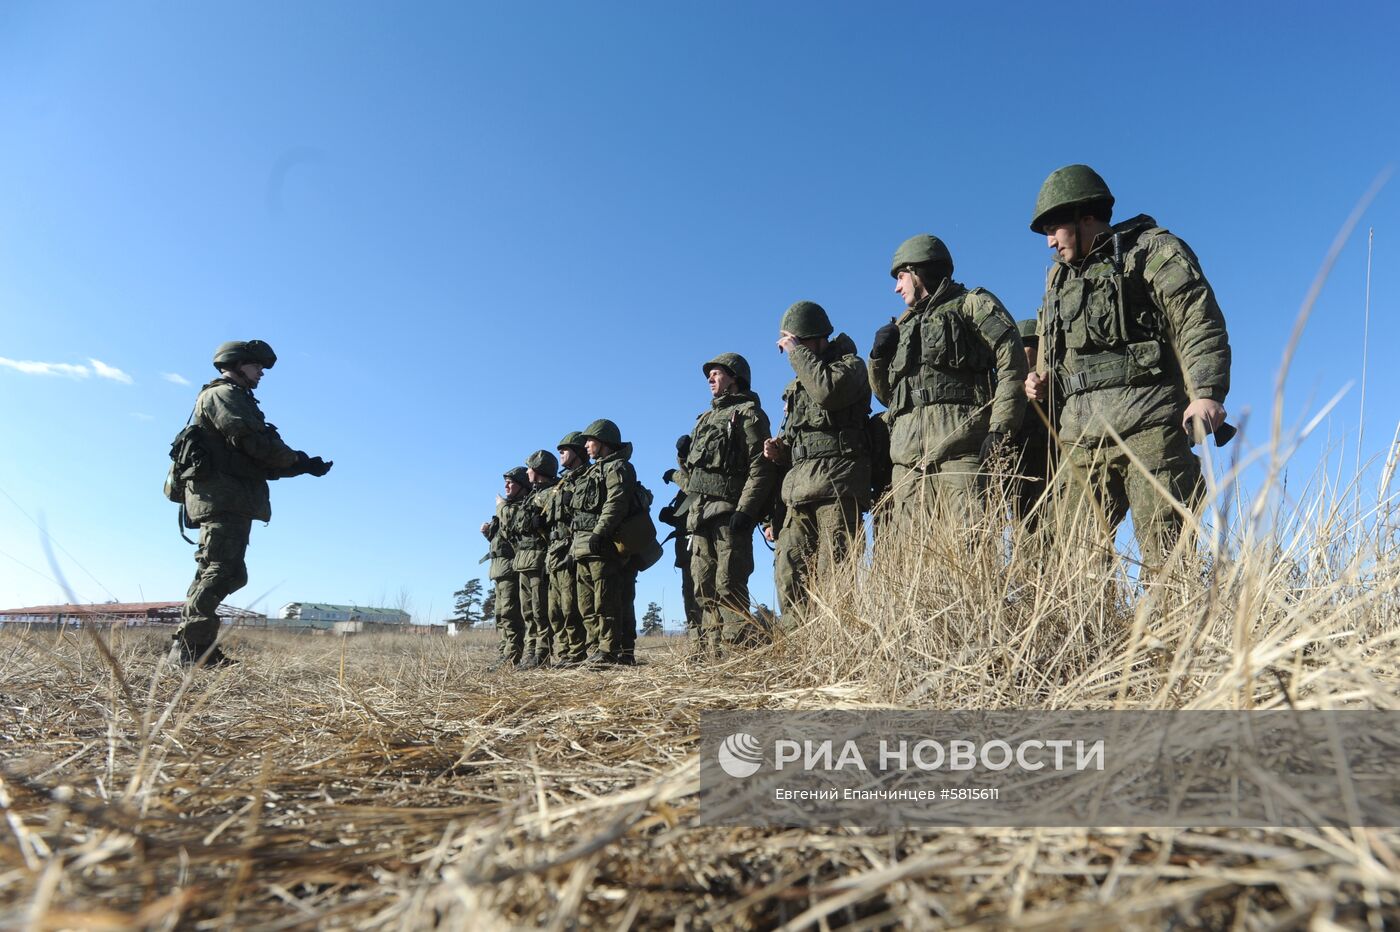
{"left": 662, "top": 468, "right": 677, "bottom": 485}
{"left": 306, "top": 456, "right": 333, "bottom": 477}
{"left": 676, "top": 434, "right": 692, "bottom": 458}
{"left": 762, "top": 436, "right": 789, "bottom": 464}
{"left": 728, "top": 510, "right": 756, "bottom": 536}
{"left": 1182, "top": 399, "right": 1226, "bottom": 438}
{"left": 979, "top": 432, "right": 1007, "bottom": 465}
{"left": 1025, "top": 372, "right": 1048, "bottom": 403}
{"left": 870, "top": 320, "right": 899, "bottom": 361}
{"left": 587, "top": 533, "right": 609, "bottom": 556}
{"left": 776, "top": 330, "right": 799, "bottom": 355}
{"left": 763, "top": 525, "right": 776, "bottom": 543}
{"left": 479, "top": 521, "right": 492, "bottom": 537}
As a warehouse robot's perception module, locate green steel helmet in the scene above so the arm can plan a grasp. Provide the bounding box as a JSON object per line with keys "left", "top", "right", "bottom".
{"left": 212, "top": 339, "right": 277, "bottom": 371}
{"left": 1030, "top": 164, "right": 1115, "bottom": 233}
{"left": 779, "top": 301, "right": 833, "bottom": 339}
{"left": 503, "top": 466, "right": 529, "bottom": 485}
{"left": 557, "top": 430, "right": 587, "bottom": 452}
{"left": 1017, "top": 318, "right": 1039, "bottom": 345}
{"left": 525, "top": 449, "right": 558, "bottom": 477}
{"left": 581, "top": 418, "right": 622, "bottom": 447}
{"left": 889, "top": 234, "right": 954, "bottom": 280}
{"left": 701, "top": 352, "right": 752, "bottom": 388}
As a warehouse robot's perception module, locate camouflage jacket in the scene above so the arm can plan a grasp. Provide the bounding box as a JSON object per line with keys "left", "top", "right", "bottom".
{"left": 869, "top": 280, "right": 1026, "bottom": 469}
{"left": 777, "top": 332, "right": 872, "bottom": 508}
{"left": 537, "top": 466, "right": 583, "bottom": 573}
{"left": 183, "top": 377, "right": 302, "bottom": 524}
{"left": 569, "top": 443, "right": 640, "bottom": 562}
{"left": 1036, "top": 214, "right": 1230, "bottom": 444}
{"left": 509, "top": 478, "right": 556, "bottom": 574}
{"left": 683, "top": 389, "right": 777, "bottom": 529}
{"left": 483, "top": 491, "right": 529, "bottom": 581}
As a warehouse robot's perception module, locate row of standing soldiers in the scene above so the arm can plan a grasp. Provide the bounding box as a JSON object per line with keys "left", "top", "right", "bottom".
{"left": 480, "top": 163, "right": 1232, "bottom": 668}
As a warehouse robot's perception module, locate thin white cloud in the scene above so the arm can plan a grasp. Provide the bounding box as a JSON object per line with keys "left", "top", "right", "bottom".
{"left": 89, "top": 358, "right": 133, "bottom": 384}
{"left": 0, "top": 357, "right": 90, "bottom": 378}
{"left": 162, "top": 372, "right": 191, "bottom": 386}
{"left": 130, "top": 412, "right": 155, "bottom": 421}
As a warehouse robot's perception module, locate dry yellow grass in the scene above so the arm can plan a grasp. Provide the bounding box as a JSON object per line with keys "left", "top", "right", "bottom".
{"left": 2, "top": 460, "right": 1399, "bottom": 932}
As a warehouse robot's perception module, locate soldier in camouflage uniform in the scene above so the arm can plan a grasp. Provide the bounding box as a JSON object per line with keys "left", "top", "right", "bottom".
{"left": 684, "top": 353, "right": 777, "bottom": 656}
{"left": 1026, "top": 164, "right": 1231, "bottom": 571}
{"left": 569, "top": 419, "right": 642, "bottom": 666}
{"left": 481, "top": 466, "right": 530, "bottom": 669}
{"left": 761, "top": 302, "right": 872, "bottom": 624}
{"left": 175, "top": 340, "right": 332, "bottom": 666}
{"left": 658, "top": 435, "right": 702, "bottom": 638}
{"left": 538, "top": 432, "right": 589, "bottom": 666}
{"left": 1010, "top": 319, "right": 1054, "bottom": 530}
{"left": 868, "top": 235, "right": 1027, "bottom": 525}
{"left": 512, "top": 450, "right": 558, "bottom": 668}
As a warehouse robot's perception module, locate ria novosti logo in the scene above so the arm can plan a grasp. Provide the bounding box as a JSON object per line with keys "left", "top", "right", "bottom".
{"left": 717, "top": 732, "right": 763, "bottom": 778}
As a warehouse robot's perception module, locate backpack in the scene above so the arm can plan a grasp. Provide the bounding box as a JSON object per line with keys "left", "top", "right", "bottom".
{"left": 614, "top": 481, "right": 664, "bottom": 571}
{"left": 164, "top": 408, "right": 207, "bottom": 538}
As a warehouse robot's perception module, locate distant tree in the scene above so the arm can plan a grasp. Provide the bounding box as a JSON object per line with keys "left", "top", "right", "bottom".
{"left": 450, "top": 579, "right": 484, "bottom": 628}
{"left": 481, "top": 587, "right": 496, "bottom": 627}
{"left": 641, "top": 602, "right": 664, "bottom": 636}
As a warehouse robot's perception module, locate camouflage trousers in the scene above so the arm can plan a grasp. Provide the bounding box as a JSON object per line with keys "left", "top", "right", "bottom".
{"left": 689, "top": 518, "right": 758, "bottom": 654}
{"left": 1047, "top": 424, "right": 1203, "bottom": 573}
{"left": 177, "top": 514, "right": 251, "bottom": 649}
{"left": 674, "top": 536, "right": 702, "bottom": 635}
{"left": 493, "top": 577, "right": 524, "bottom": 664}
{"left": 576, "top": 558, "right": 630, "bottom": 661}
{"left": 618, "top": 566, "right": 638, "bottom": 663}
{"left": 889, "top": 453, "right": 983, "bottom": 530}
{"left": 1010, "top": 439, "right": 1053, "bottom": 531}
{"left": 517, "top": 569, "right": 550, "bottom": 660}
{"left": 774, "top": 498, "right": 863, "bottom": 625}
{"left": 547, "top": 563, "right": 587, "bottom": 663}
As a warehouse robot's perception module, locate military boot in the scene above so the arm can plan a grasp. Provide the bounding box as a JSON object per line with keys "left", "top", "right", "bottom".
{"left": 172, "top": 639, "right": 237, "bottom": 668}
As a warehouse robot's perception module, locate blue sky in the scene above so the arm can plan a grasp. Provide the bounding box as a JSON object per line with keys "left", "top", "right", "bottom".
{"left": 2, "top": 2, "right": 1397, "bottom": 623}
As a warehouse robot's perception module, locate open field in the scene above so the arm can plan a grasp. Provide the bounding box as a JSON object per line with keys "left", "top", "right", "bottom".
{"left": 3, "top": 469, "right": 1400, "bottom": 932}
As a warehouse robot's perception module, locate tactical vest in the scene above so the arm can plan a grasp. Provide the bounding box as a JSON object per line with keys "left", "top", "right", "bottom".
{"left": 888, "top": 287, "right": 996, "bottom": 416}
{"left": 1045, "top": 223, "right": 1174, "bottom": 398}
{"left": 509, "top": 482, "right": 554, "bottom": 561}
{"left": 782, "top": 371, "right": 871, "bottom": 465}
{"left": 569, "top": 463, "right": 607, "bottom": 532}
{"left": 683, "top": 395, "right": 756, "bottom": 502}
{"left": 543, "top": 470, "right": 579, "bottom": 545}
{"left": 195, "top": 381, "right": 272, "bottom": 480}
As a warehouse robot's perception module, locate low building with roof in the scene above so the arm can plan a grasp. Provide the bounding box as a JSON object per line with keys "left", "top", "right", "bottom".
{"left": 0, "top": 602, "right": 267, "bottom": 627}
{"left": 277, "top": 603, "right": 413, "bottom": 632}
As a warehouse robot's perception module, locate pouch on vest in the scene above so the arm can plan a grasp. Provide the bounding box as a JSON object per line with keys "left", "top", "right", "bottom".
{"left": 1083, "top": 274, "right": 1127, "bottom": 349}
{"left": 1056, "top": 277, "right": 1089, "bottom": 350}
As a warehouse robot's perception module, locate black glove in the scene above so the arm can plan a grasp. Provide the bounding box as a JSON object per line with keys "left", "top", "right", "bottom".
{"left": 306, "top": 456, "right": 333, "bottom": 477}
{"left": 530, "top": 511, "right": 547, "bottom": 530}
{"left": 662, "top": 468, "right": 677, "bottom": 485}
{"left": 587, "top": 533, "right": 609, "bottom": 556}
{"left": 728, "top": 510, "right": 756, "bottom": 536}
{"left": 676, "top": 434, "right": 692, "bottom": 459}
{"left": 979, "top": 432, "right": 1006, "bottom": 465}
{"left": 870, "top": 321, "right": 900, "bottom": 361}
